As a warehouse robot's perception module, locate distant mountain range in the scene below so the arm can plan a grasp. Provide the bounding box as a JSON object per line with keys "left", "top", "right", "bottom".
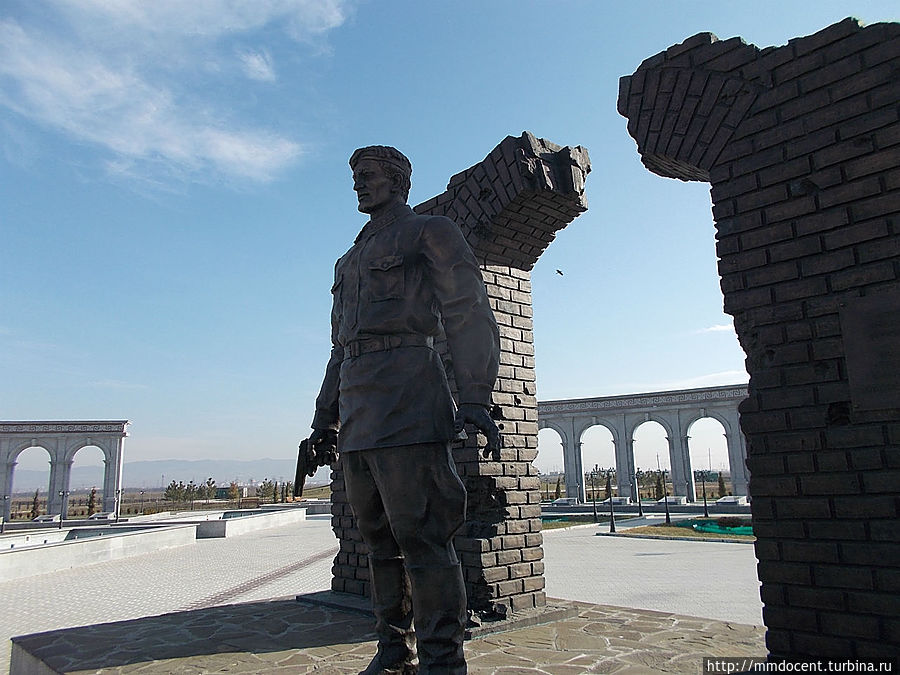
{"left": 9, "top": 458, "right": 330, "bottom": 494}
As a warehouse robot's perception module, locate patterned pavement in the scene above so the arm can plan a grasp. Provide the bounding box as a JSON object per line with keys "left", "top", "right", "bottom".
{"left": 2, "top": 514, "right": 765, "bottom": 673}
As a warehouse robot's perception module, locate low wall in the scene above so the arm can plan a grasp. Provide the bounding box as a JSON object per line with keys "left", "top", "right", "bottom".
{"left": 0, "top": 524, "right": 196, "bottom": 582}
{"left": 195, "top": 507, "right": 307, "bottom": 539}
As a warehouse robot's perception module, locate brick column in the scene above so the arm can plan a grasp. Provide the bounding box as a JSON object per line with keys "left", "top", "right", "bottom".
{"left": 330, "top": 132, "right": 591, "bottom": 617}
{"left": 619, "top": 18, "right": 900, "bottom": 660}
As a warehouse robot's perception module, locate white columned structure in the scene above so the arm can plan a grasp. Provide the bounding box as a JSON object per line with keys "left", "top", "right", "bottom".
{"left": 723, "top": 407, "right": 750, "bottom": 496}
{"left": 538, "top": 385, "right": 748, "bottom": 502}
{"left": 0, "top": 421, "right": 129, "bottom": 520}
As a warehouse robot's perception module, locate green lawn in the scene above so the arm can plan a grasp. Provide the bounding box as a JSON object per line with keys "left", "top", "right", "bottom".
{"left": 617, "top": 522, "right": 755, "bottom": 541}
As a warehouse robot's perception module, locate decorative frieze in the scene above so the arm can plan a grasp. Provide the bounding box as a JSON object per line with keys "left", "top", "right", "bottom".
{"left": 539, "top": 385, "right": 748, "bottom": 414}
{"left": 0, "top": 421, "right": 129, "bottom": 435}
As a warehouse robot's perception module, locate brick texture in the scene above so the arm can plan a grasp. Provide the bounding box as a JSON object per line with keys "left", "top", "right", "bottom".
{"left": 329, "top": 132, "right": 591, "bottom": 618}
{"left": 619, "top": 18, "right": 900, "bottom": 659}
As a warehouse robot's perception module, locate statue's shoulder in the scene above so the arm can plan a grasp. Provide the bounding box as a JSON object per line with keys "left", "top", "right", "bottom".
{"left": 417, "top": 213, "right": 466, "bottom": 243}
{"left": 334, "top": 248, "right": 354, "bottom": 276}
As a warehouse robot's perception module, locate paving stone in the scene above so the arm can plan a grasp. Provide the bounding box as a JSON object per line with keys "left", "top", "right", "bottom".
{"left": 6, "top": 516, "right": 766, "bottom": 674}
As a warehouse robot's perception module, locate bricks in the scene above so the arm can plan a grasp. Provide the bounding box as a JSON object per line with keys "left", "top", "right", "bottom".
{"left": 619, "top": 18, "right": 900, "bottom": 659}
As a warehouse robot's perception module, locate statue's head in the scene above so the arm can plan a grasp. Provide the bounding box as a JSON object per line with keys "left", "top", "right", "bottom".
{"left": 349, "top": 145, "right": 412, "bottom": 213}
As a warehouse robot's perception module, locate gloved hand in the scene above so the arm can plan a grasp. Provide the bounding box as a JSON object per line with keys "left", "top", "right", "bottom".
{"left": 308, "top": 428, "right": 338, "bottom": 473}
{"left": 453, "top": 403, "right": 502, "bottom": 460}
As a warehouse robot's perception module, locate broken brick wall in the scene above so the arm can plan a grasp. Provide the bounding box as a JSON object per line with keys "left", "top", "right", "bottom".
{"left": 619, "top": 18, "right": 900, "bottom": 660}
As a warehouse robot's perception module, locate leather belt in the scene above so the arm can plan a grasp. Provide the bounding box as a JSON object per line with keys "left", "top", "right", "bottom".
{"left": 345, "top": 334, "right": 434, "bottom": 359}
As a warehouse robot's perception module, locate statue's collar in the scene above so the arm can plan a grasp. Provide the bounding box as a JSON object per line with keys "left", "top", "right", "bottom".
{"left": 355, "top": 203, "right": 413, "bottom": 243}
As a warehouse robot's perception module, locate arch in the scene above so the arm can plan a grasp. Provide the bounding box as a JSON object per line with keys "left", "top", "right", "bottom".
{"left": 631, "top": 420, "right": 669, "bottom": 470}
{"left": 579, "top": 423, "right": 616, "bottom": 503}
{"left": 628, "top": 416, "right": 674, "bottom": 446}
{"left": 536, "top": 427, "right": 565, "bottom": 474}
{"left": 68, "top": 445, "right": 107, "bottom": 518}
{"left": 578, "top": 423, "right": 616, "bottom": 472}
{"left": 538, "top": 385, "right": 748, "bottom": 499}
{"left": 536, "top": 427, "right": 564, "bottom": 501}
{"left": 10, "top": 440, "right": 54, "bottom": 462}
{"left": 685, "top": 417, "right": 729, "bottom": 469}
{"left": 0, "top": 421, "right": 129, "bottom": 522}
{"left": 8, "top": 445, "right": 53, "bottom": 520}
{"left": 64, "top": 437, "right": 118, "bottom": 465}
{"left": 682, "top": 409, "right": 733, "bottom": 437}
{"left": 537, "top": 419, "right": 568, "bottom": 448}
{"left": 686, "top": 416, "right": 730, "bottom": 502}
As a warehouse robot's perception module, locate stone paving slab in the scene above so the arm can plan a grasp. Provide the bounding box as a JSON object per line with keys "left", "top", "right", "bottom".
{"left": 11, "top": 597, "right": 766, "bottom": 674}
{"left": 294, "top": 590, "right": 583, "bottom": 640}
{"left": 3, "top": 517, "right": 765, "bottom": 673}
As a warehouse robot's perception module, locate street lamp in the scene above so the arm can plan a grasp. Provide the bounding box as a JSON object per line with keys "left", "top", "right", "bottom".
{"left": 139, "top": 490, "right": 145, "bottom": 515}
{"left": 607, "top": 470, "right": 617, "bottom": 533}
{"left": 589, "top": 466, "right": 598, "bottom": 523}
{"left": 188, "top": 481, "right": 195, "bottom": 510}
{"left": 700, "top": 470, "right": 710, "bottom": 518}
{"left": 1, "top": 495, "right": 9, "bottom": 533}
{"left": 58, "top": 490, "right": 68, "bottom": 529}
{"left": 657, "top": 454, "right": 671, "bottom": 525}
{"left": 632, "top": 472, "right": 644, "bottom": 517}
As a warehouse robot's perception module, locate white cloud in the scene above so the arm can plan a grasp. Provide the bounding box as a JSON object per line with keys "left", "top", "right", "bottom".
{"left": 0, "top": 1, "right": 351, "bottom": 183}
{"left": 240, "top": 49, "right": 276, "bottom": 81}
{"left": 55, "top": 0, "right": 347, "bottom": 42}
{"left": 696, "top": 323, "right": 735, "bottom": 334}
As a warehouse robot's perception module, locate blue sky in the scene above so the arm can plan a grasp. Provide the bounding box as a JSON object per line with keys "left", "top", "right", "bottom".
{"left": 3, "top": 1, "right": 897, "bottom": 475}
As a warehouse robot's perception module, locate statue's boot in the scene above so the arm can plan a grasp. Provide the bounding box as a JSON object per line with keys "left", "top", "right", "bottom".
{"left": 407, "top": 564, "right": 467, "bottom": 675}
{"left": 360, "top": 556, "right": 418, "bottom": 675}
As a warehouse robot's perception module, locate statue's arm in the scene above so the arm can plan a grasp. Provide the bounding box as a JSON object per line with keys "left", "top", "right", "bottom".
{"left": 311, "top": 271, "right": 343, "bottom": 433}
{"left": 421, "top": 217, "right": 501, "bottom": 457}
{"left": 421, "top": 216, "right": 500, "bottom": 408}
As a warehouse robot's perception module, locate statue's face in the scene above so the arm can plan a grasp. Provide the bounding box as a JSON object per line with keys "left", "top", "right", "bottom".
{"left": 352, "top": 158, "right": 398, "bottom": 214}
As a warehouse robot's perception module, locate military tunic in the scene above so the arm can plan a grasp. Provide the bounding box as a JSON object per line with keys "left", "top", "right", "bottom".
{"left": 312, "top": 203, "right": 499, "bottom": 452}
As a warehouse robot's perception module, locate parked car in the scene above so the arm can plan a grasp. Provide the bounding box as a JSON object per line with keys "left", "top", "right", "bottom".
{"left": 88, "top": 512, "right": 116, "bottom": 520}
{"left": 550, "top": 498, "right": 578, "bottom": 506}
{"left": 32, "top": 514, "right": 60, "bottom": 522}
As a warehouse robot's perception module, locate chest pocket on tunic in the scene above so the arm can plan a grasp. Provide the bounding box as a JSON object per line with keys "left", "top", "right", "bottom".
{"left": 368, "top": 254, "right": 404, "bottom": 301}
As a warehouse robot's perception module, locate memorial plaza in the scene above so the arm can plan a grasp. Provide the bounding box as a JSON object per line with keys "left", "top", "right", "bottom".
{"left": 2, "top": 513, "right": 765, "bottom": 673}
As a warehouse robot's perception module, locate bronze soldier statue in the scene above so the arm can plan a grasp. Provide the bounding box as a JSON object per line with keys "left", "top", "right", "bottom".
{"left": 308, "top": 145, "right": 501, "bottom": 674}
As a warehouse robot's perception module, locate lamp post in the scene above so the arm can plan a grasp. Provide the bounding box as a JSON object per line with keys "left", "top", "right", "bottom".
{"left": 657, "top": 454, "right": 671, "bottom": 525}
{"left": 2, "top": 495, "right": 9, "bottom": 533}
{"left": 700, "top": 470, "right": 710, "bottom": 518}
{"left": 189, "top": 481, "right": 195, "bottom": 510}
{"left": 607, "top": 469, "right": 617, "bottom": 533}
{"left": 633, "top": 471, "right": 644, "bottom": 517}
{"left": 115, "top": 488, "right": 122, "bottom": 523}
{"left": 58, "top": 490, "right": 68, "bottom": 529}
{"left": 139, "top": 490, "right": 145, "bottom": 515}
{"left": 589, "top": 466, "right": 598, "bottom": 523}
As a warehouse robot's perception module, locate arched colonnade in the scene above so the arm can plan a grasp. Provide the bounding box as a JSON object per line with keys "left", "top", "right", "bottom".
{"left": 0, "top": 421, "right": 129, "bottom": 519}
{"left": 538, "top": 385, "right": 748, "bottom": 503}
